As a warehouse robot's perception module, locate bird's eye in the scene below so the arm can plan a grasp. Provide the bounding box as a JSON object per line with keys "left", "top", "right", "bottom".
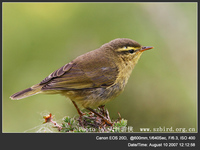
{"left": 129, "top": 49, "right": 134, "bottom": 54}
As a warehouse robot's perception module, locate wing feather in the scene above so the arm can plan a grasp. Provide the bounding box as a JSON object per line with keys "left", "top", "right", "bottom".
{"left": 40, "top": 49, "right": 119, "bottom": 91}
{"left": 39, "top": 62, "right": 73, "bottom": 85}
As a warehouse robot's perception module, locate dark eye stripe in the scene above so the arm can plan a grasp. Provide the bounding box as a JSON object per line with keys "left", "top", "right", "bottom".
{"left": 117, "top": 49, "right": 136, "bottom": 55}
{"left": 128, "top": 49, "right": 134, "bottom": 54}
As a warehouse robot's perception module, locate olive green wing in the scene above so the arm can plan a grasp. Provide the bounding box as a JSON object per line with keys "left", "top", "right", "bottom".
{"left": 40, "top": 58, "right": 118, "bottom": 91}
{"left": 40, "top": 61, "right": 94, "bottom": 90}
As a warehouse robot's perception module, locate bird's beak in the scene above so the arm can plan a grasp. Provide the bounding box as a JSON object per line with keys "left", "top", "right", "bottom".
{"left": 140, "top": 46, "right": 154, "bottom": 52}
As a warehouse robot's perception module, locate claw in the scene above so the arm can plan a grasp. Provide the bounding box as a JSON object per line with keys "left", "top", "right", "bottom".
{"left": 86, "top": 107, "right": 113, "bottom": 126}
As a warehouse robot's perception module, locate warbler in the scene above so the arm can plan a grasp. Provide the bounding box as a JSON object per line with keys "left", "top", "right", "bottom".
{"left": 10, "top": 38, "right": 153, "bottom": 125}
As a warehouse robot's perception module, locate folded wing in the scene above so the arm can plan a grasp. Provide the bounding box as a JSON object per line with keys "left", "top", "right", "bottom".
{"left": 40, "top": 51, "right": 119, "bottom": 91}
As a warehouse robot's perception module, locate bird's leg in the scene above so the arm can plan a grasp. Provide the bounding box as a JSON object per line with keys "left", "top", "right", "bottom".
{"left": 98, "top": 105, "right": 106, "bottom": 116}
{"left": 72, "top": 101, "right": 85, "bottom": 127}
{"left": 98, "top": 105, "right": 111, "bottom": 122}
{"left": 86, "top": 107, "right": 113, "bottom": 126}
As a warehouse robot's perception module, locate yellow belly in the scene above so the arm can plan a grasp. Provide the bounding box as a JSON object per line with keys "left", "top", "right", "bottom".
{"left": 62, "top": 81, "right": 125, "bottom": 109}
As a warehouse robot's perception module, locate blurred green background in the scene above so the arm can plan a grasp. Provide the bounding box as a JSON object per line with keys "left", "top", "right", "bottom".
{"left": 3, "top": 2, "right": 197, "bottom": 132}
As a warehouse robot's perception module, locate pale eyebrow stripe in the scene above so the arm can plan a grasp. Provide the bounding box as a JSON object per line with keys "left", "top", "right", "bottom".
{"left": 116, "top": 47, "right": 140, "bottom": 52}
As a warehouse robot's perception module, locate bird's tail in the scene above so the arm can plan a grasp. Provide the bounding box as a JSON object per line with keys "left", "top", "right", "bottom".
{"left": 10, "top": 84, "right": 42, "bottom": 100}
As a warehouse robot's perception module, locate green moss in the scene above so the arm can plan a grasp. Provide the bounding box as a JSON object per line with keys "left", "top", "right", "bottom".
{"left": 42, "top": 107, "right": 128, "bottom": 133}
{"left": 60, "top": 115, "right": 128, "bottom": 133}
